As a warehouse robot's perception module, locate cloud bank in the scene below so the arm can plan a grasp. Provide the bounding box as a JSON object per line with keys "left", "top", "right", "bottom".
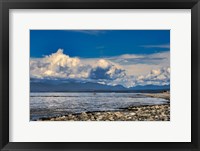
{"left": 140, "top": 44, "right": 170, "bottom": 49}
{"left": 30, "top": 49, "right": 170, "bottom": 88}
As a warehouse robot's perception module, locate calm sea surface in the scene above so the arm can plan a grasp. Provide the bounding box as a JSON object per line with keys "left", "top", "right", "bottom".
{"left": 30, "top": 92, "right": 169, "bottom": 120}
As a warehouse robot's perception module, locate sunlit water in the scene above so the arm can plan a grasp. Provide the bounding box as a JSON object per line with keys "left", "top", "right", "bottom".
{"left": 30, "top": 92, "right": 169, "bottom": 120}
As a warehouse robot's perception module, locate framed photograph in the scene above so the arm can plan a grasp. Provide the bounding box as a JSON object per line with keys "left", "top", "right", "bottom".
{"left": 0, "top": 0, "right": 199, "bottom": 150}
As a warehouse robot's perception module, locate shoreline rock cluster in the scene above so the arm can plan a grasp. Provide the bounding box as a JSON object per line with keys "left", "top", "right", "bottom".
{"left": 39, "top": 104, "right": 169, "bottom": 121}
{"left": 38, "top": 92, "right": 170, "bottom": 121}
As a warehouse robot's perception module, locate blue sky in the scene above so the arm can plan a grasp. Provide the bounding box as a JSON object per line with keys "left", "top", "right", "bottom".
{"left": 30, "top": 30, "right": 170, "bottom": 58}
{"left": 30, "top": 30, "right": 170, "bottom": 87}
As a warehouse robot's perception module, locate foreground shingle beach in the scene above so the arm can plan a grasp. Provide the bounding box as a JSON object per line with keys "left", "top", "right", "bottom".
{"left": 37, "top": 92, "right": 170, "bottom": 121}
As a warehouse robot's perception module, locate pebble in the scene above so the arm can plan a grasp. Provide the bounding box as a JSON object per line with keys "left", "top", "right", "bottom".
{"left": 130, "top": 113, "right": 136, "bottom": 116}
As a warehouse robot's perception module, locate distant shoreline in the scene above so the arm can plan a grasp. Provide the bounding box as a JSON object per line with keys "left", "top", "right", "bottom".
{"left": 30, "top": 90, "right": 170, "bottom": 93}
{"left": 33, "top": 92, "right": 170, "bottom": 121}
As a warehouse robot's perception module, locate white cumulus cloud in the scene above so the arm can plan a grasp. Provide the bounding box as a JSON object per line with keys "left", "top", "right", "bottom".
{"left": 30, "top": 49, "right": 90, "bottom": 79}
{"left": 30, "top": 49, "right": 127, "bottom": 82}
{"left": 135, "top": 67, "right": 170, "bottom": 86}
{"left": 89, "top": 59, "right": 126, "bottom": 80}
{"left": 30, "top": 49, "right": 170, "bottom": 88}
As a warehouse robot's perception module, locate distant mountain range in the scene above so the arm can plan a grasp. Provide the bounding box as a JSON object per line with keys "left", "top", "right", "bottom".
{"left": 30, "top": 79, "right": 170, "bottom": 92}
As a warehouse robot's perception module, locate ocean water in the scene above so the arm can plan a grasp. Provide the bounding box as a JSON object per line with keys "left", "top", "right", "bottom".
{"left": 30, "top": 92, "right": 169, "bottom": 120}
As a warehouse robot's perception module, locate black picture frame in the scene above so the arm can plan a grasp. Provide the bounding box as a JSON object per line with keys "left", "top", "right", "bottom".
{"left": 0, "top": 0, "right": 199, "bottom": 150}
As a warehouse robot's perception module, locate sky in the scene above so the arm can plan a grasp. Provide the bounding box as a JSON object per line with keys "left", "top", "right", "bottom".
{"left": 30, "top": 30, "right": 170, "bottom": 88}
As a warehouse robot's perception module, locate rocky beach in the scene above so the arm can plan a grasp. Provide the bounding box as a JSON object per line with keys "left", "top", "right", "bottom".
{"left": 37, "top": 92, "right": 170, "bottom": 121}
